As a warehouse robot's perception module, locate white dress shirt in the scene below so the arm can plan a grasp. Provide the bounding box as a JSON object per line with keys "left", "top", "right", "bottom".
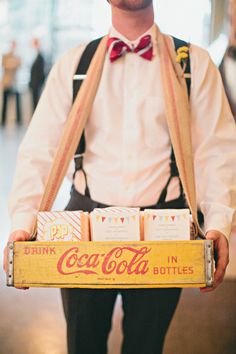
{"left": 8, "top": 25, "right": 236, "bottom": 238}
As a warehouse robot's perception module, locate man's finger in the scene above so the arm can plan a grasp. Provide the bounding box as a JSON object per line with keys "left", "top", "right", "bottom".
{"left": 213, "top": 237, "right": 229, "bottom": 284}
{"left": 201, "top": 230, "right": 229, "bottom": 292}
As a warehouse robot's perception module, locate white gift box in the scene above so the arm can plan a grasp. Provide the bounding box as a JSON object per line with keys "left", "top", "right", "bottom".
{"left": 90, "top": 207, "right": 140, "bottom": 241}
{"left": 144, "top": 209, "right": 190, "bottom": 241}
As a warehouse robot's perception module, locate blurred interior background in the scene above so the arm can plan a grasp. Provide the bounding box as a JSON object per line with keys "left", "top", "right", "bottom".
{"left": 0, "top": 0, "right": 231, "bottom": 90}
{"left": 0, "top": 1, "right": 236, "bottom": 354}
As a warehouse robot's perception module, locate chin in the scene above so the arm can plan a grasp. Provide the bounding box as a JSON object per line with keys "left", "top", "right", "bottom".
{"left": 110, "top": 0, "right": 153, "bottom": 11}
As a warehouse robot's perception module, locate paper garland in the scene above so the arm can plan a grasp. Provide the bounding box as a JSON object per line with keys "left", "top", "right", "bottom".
{"left": 145, "top": 214, "right": 187, "bottom": 222}
{"left": 95, "top": 215, "right": 137, "bottom": 224}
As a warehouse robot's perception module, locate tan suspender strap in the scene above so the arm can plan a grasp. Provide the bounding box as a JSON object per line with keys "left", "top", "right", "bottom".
{"left": 30, "top": 36, "right": 108, "bottom": 238}
{"left": 158, "top": 28, "right": 204, "bottom": 238}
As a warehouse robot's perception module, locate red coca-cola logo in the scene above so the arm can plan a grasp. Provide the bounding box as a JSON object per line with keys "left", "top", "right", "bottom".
{"left": 57, "top": 246, "right": 150, "bottom": 276}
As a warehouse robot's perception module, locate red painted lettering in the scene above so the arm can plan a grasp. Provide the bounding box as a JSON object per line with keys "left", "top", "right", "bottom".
{"left": 188, "top": 267, "right": 194, "bottom": 274}
{"left": 57, "top": 246, "right": 150, "bottom": 277}
{"left": 57, "top": 247, "right": 99, "bottom": 275}
{"left": 24, "top": 247, "right": 31, "bottom": 255}
{"left": 102, "top": 247, "right": 150, "bottom": 275}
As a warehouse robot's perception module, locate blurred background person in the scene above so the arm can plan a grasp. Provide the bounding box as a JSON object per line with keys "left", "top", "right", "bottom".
{"left": 1, "top": 40, "right": 22, "bottom": 126}
{"left": 29, "top": 38, "right": 45, "bottom": 112}
{"left": 219, "top": 0, "right": 236, "bottom": 121}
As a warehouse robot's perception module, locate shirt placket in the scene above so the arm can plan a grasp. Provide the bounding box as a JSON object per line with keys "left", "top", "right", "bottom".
{"left": 121, "top": 53, "right": 140, "bottom": 203}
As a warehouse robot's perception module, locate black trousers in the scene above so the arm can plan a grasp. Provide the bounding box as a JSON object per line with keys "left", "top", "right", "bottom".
{"left": 1, "top": 88, "right": 22, "bottom": 125}
{"left": 61, "top": 188, "right": 184, "bottom": 354}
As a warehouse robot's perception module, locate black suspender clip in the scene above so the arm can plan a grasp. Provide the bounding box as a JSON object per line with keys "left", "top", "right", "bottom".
{"left": 74, "top": 154, "right": 84, "bottom": 172}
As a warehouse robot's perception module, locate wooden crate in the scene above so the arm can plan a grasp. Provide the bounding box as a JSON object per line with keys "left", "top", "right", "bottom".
{"left": 7, "top": 240, "right": 214, "bottom": 288}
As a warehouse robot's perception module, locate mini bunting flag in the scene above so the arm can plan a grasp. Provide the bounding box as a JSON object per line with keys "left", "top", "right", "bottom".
{"left": 102, "top": 217, "right": 106, "bottom": 223}
{"left": 152, "top": 215, "right": 157, "bottom": 221}
{"left": 171, "top": 216, "right": 175, "bottom": 222}
{"left": 165, "top": 216, "right": 169, "bottom": 222}
{"left": 120, "top": 217, "right": 124, "bottom": 223}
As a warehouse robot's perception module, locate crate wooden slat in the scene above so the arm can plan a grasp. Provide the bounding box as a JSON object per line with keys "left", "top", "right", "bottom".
{"left": 7, "top": 240, "right": 214, "bottom": 288}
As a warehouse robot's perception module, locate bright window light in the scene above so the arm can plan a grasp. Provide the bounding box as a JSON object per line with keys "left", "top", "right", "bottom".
{"left": 155, "top": 0, "right": 211, "bottom": 47}
{"left": 92, "top": 0, "right": 211, "bottom": 48}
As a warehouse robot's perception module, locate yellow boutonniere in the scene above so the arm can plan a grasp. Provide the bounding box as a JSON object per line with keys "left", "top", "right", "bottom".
{"left": 176, "top": 46, "right": 189, "bottom": 64}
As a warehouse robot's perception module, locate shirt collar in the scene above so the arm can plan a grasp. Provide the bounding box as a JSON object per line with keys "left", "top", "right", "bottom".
{"left": 109, "top": 23, "right": 158, "bottom": 56}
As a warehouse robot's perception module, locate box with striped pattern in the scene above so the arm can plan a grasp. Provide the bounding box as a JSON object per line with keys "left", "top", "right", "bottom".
{"left": 37, "top": 211, "right": 89, "bottom": 242}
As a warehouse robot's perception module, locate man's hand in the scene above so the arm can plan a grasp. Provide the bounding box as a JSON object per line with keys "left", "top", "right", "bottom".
{"left": 3, "top": 230, "right": 30, "bottom": 289}
{"left": 201, "top": 230, "right": 229, "bottom": 293}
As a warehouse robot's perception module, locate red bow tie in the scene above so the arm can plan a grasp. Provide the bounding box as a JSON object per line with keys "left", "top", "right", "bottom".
{"left": 107, "top": 35, "right": 153, "bottom": 62}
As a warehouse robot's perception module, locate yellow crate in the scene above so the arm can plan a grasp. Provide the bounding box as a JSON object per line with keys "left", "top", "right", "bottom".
{"left": 7, "top": 240, "right": 214, "bottom": 288}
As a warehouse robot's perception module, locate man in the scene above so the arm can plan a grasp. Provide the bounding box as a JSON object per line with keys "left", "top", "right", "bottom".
{"left": 3, "top": 1, "right": 236, "bottom": 354}
{"left": 1, "top": 40, "right": 22, "bottom": 126}
{"left": 29, "top": 38, "right": 45, "bottom": 112}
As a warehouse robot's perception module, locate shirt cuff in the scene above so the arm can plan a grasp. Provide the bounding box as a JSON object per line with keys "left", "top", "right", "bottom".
{"left": 10, "top": 212, "right": 37, "bottom": 236}
{"left": 202, "top": 204, "right": 235, "bottom": 239}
